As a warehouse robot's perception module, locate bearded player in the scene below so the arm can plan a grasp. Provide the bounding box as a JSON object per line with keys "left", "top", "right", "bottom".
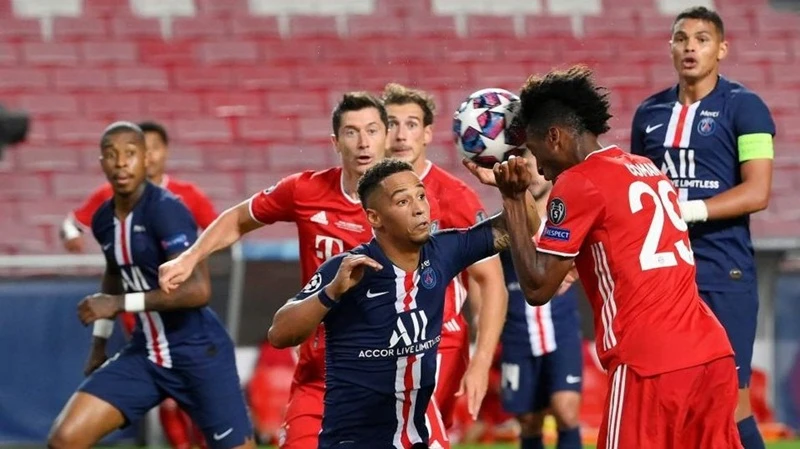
{"left": 158, "top": 92, "right": 394, "bottom": 449}
{"left": 631, "top": 7, "right": 775, "bottom": 449}
{"left": 60, "top": 120, "right": 217, "bottom": 449}
{"left": 382, "top": 83, "right": 508, "bottom": 426}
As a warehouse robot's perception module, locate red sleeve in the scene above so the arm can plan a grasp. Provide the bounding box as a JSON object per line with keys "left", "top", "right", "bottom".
{"left": 184, "top": 185, "right": 218, "bottom": 230}
{"left": 248, "top": 173, "right": 300, "bottom": 224}
{"left": 442, "top": 186, "right": 488, "bottom": 228}
{"left": 537, "top": 171, "right": 603, "bottom": 257}
{"left": 72, "top": 184, "right": 113, "bottom": 228}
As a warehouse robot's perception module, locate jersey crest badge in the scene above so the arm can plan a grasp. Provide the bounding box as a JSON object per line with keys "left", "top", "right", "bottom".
{"left": 421, "top": 266, "right": 437, "bottom": 289}
{"left": 697, "top": 117, "right": 716, "bottom": 136}
{"left": 548, "top": 198, "right": 567, "bottom": 225}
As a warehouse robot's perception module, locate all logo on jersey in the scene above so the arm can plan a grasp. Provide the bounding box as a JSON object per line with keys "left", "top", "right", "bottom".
{"left": 476, "top": 210, "right": 488, "bottom": 223}
{"left": 301, "top": 273, "right": 323, "bottom": 294}
{"left": 430, "top": 220, "right": 439, "bottom": 232}
{"left": 420, "top": 266, "right": 437, "bottom": 289}
{"left": 548, "top": 198, "right": 567, "bottom": 225}
{"left": 697, "top": 117, "right": 716, "bottom": 136}
{"left": 310, "top": 211, "right": 328, "bottom": 225}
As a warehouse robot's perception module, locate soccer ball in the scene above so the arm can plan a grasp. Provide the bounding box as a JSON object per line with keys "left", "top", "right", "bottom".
{"left": 452, "top": 88, "right": 527, "bottom": 168}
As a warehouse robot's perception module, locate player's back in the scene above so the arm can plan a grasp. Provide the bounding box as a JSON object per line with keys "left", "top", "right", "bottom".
{"left": 92, "top": 182, "right": 229, "bottom": 368}
{"left": 560, "top": 147, "right": 732, "bottom": 376}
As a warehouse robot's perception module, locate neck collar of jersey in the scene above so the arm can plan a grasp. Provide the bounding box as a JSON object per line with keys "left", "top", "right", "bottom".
{"left": 339, "top": 169, "right": 361, "bottom": 205}
{"left": 418, "top": 160, "right": 433, "bottom": 180}
{"left": 159, "top": 174, "right": 169, "bottom": 188}
{"left": 584, "top": 145, "right": 619, "bottom": 160}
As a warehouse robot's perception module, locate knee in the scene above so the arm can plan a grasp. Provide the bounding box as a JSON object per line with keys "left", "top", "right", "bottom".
{"left": 516, "top": 412, "right": 544, "bottom": 436}
{"left": 48, "top": 423, "right": 84, "bottom": 449}
{"left": 551, "top": 393, "right": 582, "bottom": 429}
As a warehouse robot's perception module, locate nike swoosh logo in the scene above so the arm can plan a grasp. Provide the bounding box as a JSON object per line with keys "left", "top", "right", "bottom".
{"left": 102, "top": 244, "right": 112, "bottom": 251}
{"left": 366, "top": 290, "right": 388, "bottom": 299}
{"left": 566, "top": 375, "right": 582, "bottom": 384}
{"left": 213, "top": 428, "right": 233, "bottom": 440}
{"left": 645, "top": 124, "right": 664, "bottom": 133}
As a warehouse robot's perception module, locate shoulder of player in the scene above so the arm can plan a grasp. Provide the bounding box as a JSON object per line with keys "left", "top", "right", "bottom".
{"left": 148, "top": 183, "right": 190, "bottom": 213}
{"left": 291, "top": 167, "right": 342, "bottom": 191}
{"left": 719, "top": 77, "right": 765, "bottom": 107}
{"left": 90, "top": 198, "right": 115, "bottom": 230}
{"left": 635, "top": 86, "right": 675, "bottom": 112}
{"left": 164, "top": 177, "right": 205, "bottom": 196}
{"left": 425, "top": 164, "right": 477, "bottom": 196}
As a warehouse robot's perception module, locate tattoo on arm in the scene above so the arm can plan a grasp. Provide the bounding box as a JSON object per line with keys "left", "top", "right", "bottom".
{"left": 490, "top": 214, "right": 511, "bottom": 251}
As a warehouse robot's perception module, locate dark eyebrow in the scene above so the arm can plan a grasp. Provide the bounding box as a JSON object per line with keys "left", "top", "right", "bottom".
{"left": 389, "top": 183, "right": 424, "bottom": 199}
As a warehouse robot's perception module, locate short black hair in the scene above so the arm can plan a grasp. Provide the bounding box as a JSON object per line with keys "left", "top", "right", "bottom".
{"left": 673, "top": 6, "right": 725, "bottom": 39}
{"left": 137, "top": 120, "right": 169, "bottom": 145}
{"left": 100, "top": 121, "right": 145, "bottom": 149}
{"left": 357, "top": 158, "right": 414, "bottom": 209}
{"left": 518, "top": 65, "right": 612, "bottom": 139}
{"left": 332, "top": 92, "right": 388, "bottom": 137}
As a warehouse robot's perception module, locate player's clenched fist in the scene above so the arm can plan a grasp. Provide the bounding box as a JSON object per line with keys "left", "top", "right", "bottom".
{"left": 494, "top": 155, "right": 532, "bottom": 199}
{"left": 325, "top": 254, "right": 383, "bottom": 300}
{"left": 158, "top": 253, "right": 197, "bottom": 294}
{"left": 77, "top": 293, "right": 122, "bottom": 325}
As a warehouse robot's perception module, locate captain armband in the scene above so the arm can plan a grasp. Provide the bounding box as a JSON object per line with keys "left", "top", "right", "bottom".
{"left": 738, "top": 133, "right": 774, "bottom": 162}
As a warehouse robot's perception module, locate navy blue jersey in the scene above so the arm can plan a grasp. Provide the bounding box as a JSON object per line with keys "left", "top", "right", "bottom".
{"left": 499, "top": 250, "right": 579, "bottom": 357}
{"left": 631, "top": 76, "right": 775, "bottom": 291}
{"left": 292, "top": 220, "right": 495, "bottom": 448}
{"left": 91, "top": 182, "right": 229, "bottom": 369}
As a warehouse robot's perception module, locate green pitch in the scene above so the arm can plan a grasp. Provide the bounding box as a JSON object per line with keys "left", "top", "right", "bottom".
{"left": 101, "top": 442, "right": 800, "bottom": 449}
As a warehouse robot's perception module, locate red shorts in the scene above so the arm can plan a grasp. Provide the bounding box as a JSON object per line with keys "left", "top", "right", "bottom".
{"left": 279, "top": 383, "right": 450, "bottom": 449}
{"left": 598, "top": 356, "right": 741, "bottom": 449}
{"left": 435, "top": 330, "right": 470, "bottom": 429}
{"left": 279, "top": 383, "right": 324, "bottom": 449}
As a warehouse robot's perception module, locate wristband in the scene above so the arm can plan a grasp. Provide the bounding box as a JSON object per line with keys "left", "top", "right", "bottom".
{"left": 61, "top": 218, "right": 82, "bottom": 240}
{"left": 317, "top": 288, "right": 337, "bottom": 309}
{"left": 93, "top": 319, "right": 114, "bottom": 338}
{"left": 124, "top": 292, "right": 146, "bottom": 312}
{"left": 679, "top": 200, "right": 708, "bottom": 223}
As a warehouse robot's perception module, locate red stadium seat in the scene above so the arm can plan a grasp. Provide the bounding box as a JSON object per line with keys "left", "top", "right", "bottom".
{"left": 22, "top": 42, "right": 80, "bottom": 66}
{"left": 172, "top": 17, "right": 231, "bottom": 39}
{"left": 17, "top": 146, "right": 81, "bottom": 172}
{"left": 465, "top": 16, "right": 518, "bottom": 39}
{"left": 52, "top": 17, "right": 110, "bottom": 40}
{"left": 0, "top": 173, "right": 48, "bottom": 200}
{"left": 54, "top": 68, "right": 112, "bottom": 92}
{"left": 265, "top": 143, "right": 331, "bottom": 171}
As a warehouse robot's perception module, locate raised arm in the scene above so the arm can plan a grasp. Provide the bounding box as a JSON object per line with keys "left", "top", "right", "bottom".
{"left": 268, "top": 254, "right": 383, "bottom": 348}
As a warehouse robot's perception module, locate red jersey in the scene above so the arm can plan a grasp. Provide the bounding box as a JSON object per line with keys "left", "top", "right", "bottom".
{"left": 420, "top": 162, "right": 489, "bottom": 349}
{"left": 536, "top": 146, "right": 732, "bottom": 377}
{"left": 249, "top": 167, "right": 373, "bottom": 387}
{"left": 71, "top": 175, "right": 218, "bottom": 230}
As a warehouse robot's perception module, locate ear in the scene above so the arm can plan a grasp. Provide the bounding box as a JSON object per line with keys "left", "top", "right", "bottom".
{"left": 330, "top": 133, "right": 340, "bottom": 154}
{"left": 423, "top": 124, "right": 433, "bottom": 146}
{"left": 717, "top": 40, "right": 729, "bottom": 62}
{"left": 548, "top": 127, "right": 560, "bottom": 146}
{"left": 365, "top": 207, "right": 381, "bottom": 229}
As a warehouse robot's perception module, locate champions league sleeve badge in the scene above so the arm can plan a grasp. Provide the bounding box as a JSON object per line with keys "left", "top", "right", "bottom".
{"left": 548, "top": 198, "right": 567, "bottom": 225}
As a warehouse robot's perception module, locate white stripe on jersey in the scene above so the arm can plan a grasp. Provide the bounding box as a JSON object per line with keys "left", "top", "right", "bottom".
{"left": 393, "top": 266, "right": 420, "bottom": 313}
{"left": 663, "top": 102, "right": 700, "bottom": 148}
{"left": 113, "top": 213, "right": 172, "bottom": 369}
{"left": 591, "top": 242, "right": 618, "bottom": 351}
{"left": 392, "top": 353, "right": 424, "bottom": 449}
{"left": 606, "top": 364, "right": 628, "bottom": 449}
{"left": 524, "top": 302, "right": 556, "bottom": 356}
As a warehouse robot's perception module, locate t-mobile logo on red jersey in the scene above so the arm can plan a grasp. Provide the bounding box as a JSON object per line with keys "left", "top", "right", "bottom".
{"left": 315, "top": 235, "right": 344, "bottom": 260}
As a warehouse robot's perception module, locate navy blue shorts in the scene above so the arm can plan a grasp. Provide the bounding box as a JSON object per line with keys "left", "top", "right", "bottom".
{"left": 79, "top": 339, "right": 252, "bottom": 449}
{"left": 500, "top": 328, "right": 583, "bottom": 415}
{"left": 699, "top": 288, "right": 759, "bottom": 388}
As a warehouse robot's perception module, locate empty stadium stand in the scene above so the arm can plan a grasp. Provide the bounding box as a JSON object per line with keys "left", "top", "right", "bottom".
{"left": 0, "top": 0, "right": 798, "bottom": 253}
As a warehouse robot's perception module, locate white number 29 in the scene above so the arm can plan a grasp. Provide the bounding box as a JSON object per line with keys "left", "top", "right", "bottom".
{"left": 628, "top": 180, "right": 694, "bottom": 271}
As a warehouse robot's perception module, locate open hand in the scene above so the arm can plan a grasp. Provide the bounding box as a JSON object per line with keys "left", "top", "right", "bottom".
{"left": 456, "top": 362, "right": 490, "bottom": 421}
{"left": 462, "top": 159, "right": 498, "bottom": 187}
{"left": 327, "top": 254, "right": 384, "bottom": 299}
